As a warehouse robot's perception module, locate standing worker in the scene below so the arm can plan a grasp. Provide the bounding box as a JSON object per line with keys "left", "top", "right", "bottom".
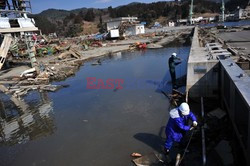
{"left": 164, "top": 102, "right": 198, "bottom": 154}
{"left": 168, "top": 52, "right": 182, "bottom": 89}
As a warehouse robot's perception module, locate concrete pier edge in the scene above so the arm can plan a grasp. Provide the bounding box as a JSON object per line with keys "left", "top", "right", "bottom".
{"left": 186, "top": 27, "right": 250, "bottom": 166}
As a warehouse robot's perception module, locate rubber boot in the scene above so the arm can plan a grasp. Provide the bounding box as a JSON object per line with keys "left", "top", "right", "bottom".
{"left": 163, "top": 148, "right": 172, "bottom": 165}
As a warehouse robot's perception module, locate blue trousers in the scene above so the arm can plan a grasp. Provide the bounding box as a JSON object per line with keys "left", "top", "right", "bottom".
{"left": 165, "top": 135, "right": 186, "bottom": 150}
{"left": 164, "top": 136, "right": 174, "bottom": 150}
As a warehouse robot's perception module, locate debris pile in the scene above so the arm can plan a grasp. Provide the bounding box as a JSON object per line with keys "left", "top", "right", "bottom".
{"left": 7, "top": 84, "right": 67, "bottom": 98}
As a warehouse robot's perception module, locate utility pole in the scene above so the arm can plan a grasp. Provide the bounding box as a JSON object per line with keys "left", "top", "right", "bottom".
{"left": 189, "top": 0, "right": 194, "bottom": 25}
{"left": 221, "top": 0, "right": 225, "bottom": 22}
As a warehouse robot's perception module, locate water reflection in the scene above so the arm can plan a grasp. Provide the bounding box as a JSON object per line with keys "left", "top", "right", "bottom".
{"left": 0, "top": 45, "right": 191, "bottom": 166}
{"left": 0, "top": 92, "right": 55, "bottom": 146}
{"left": 199, "top": 20, "right": 250, "bottom": 28}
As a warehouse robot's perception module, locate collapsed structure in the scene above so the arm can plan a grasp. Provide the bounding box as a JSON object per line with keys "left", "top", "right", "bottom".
{"left": 0, "top": 0, "right": 39, "bottom": 71}
{"left": 0, "top": 1, "right": 73, "bottom": 119}
{"left": 106, "top": 17, "right": 145, "bottom": 38}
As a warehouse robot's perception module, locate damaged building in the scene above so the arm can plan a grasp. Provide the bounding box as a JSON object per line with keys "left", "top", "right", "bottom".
{"left": 0, "top": 0, "right": 39, "bottom": 71}
{"left": 106, "top": 17, "right": 145, "bottom": 38}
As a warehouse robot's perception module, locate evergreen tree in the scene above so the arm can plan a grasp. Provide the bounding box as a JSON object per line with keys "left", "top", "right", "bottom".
{"left": 74, "top": 12, "right": 83, "bottom": 24}
{"left": 98, "top": 14, "right": 105, "bottom": 33}
{"left": 84, "top": 9, "right": 95, "bottom": 22}
{"left": 108, "top": 6, "right": 116, "bottom": 18}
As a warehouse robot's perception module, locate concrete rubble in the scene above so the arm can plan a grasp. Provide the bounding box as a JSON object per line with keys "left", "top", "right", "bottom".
{"left": 198, "top": 26, "right": 250, "bottom": 71}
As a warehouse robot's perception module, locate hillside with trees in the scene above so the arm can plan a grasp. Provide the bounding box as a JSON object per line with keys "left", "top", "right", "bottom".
{"left": 30, "top": 0, "right": 249, "bottom": 37}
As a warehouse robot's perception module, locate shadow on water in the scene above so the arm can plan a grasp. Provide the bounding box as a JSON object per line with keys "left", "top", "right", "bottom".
{"left": 134, "top": 126, "right": 166, "bottom": 153}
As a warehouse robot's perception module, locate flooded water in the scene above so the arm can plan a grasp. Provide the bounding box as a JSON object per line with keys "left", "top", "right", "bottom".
{"left": 199, "top": 20, "right": 250, "bottom": 28}
{"left": 0, "top": 45, "right": 190, "bottom": 166}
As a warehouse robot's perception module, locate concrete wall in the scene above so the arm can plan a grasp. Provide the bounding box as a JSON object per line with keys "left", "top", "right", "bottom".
{"left": 186, "top": 27, "right": 219, "bottom": 98}
{"left": 220, "top": 59, "right": 250, "bottom": 166}
{"left": 187, "top": 27, "right": 250, "bottom": 165}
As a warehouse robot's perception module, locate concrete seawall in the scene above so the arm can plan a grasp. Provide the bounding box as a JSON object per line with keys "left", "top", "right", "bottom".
{"left": 220, "top": 58, "right": 250, "bottom": 165}
{"left": 186, "top": 27, "right": 219, "bottom": 98}
{"left": 186, "top": 27, "right": 250, "bottom": 166}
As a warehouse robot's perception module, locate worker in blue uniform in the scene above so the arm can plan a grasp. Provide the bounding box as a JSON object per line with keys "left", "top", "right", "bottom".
{"left": 168, "top": 52, "right": 182, "bottom": 89}
{"left": 164, "top": 102, "right": 198, "bottom": 154}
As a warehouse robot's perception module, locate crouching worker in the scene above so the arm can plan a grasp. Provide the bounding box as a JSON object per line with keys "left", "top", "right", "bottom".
{"left": 164, "top": 102, "right": 198, "bottom": 155}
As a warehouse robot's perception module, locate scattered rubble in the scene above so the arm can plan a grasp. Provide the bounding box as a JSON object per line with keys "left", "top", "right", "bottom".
{"left": 147, "top": 43, "right": 163, "bottom": 49}
{"left": 0, "top": 83, "right": 68, "bottom": 99}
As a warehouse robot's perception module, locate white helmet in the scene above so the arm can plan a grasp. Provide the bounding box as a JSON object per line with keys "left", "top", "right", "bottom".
{"left": 179, "top": 102, "right": 190, "bottom": 115}
{"left": 172, "top": 53, "right": 177, "bottom": 57}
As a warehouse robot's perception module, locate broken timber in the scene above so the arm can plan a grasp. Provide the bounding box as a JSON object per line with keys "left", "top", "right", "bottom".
{"left": 0, "top": 34, "right": 13, "bottom": 70}
{"left": 132, "top": 152, "right": 165, "bottom": 166}
{"left": 58, "top": 49, "right": 81, "bottom": 60}
{"left": 0, "top": 27, "right": 39, "bottom": 33}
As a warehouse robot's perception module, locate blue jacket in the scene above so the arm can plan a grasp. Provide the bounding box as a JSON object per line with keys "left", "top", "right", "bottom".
{"left": 165, "top": 108, "right": 197, "bottom": 142}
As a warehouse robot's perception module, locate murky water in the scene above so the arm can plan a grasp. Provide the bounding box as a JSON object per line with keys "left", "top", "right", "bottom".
{"left": 0, "top": 45, "right": 190, "bottom": 166}
{"left": 199, "top": 20, "right": 250, "bottom": 28}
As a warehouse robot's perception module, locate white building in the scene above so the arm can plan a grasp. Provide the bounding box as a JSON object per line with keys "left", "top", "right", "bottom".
{"left": 168, "top": 21, "right": 175, "bottom": 27}
{"left": 124, "top": 24, "right": 145, "bottom": 36}
{"left": 234, "top": 6, "right": 250, "bottom": 20}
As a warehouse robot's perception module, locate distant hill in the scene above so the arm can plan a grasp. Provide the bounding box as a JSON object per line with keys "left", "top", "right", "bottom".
{"left": 38, "top": 9, "right": 70, "bottom": 20}
{"left": 30, "top": 0, "right": 249, "bottom": 37}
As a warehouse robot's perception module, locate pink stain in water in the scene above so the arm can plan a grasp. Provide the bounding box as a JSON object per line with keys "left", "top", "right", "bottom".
{"left": 87, "top": 77, "right": 124, "bottom": 89}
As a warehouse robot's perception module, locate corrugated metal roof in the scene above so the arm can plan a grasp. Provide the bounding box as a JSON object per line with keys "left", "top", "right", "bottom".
{"left": 0, "top": 18, "right": 11, "bottom": 28}
{"left": 17, "top": 18, "right": 35, "bottom": 28}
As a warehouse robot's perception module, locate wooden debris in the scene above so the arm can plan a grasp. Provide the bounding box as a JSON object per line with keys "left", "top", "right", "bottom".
{"left": 4, "top": 84, "right": 69, "bottom": 98}
{"left": 131, "top": 153, "right": 142, "bottom": 157}
{"left": 58, "top": 49, "right": 81, "bottom": 60}
{"left": 20, "top": 68, "right": 36, "bottom": 78}
{"left": 175, "top": 153, "right": 181, "bottom": 166}
{"left": 132, "top": 152, "right": 165, "bottom": 166}
{"left": 0, "top": 34, "right": 13, "bottom": 70}
{"left": 0, "top": 84, "right": 9, "bottom": 93}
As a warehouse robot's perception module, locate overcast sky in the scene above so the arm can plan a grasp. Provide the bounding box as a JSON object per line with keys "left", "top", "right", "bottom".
{"left": 31, "top": 0, "right": 166, "bottom": 14}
